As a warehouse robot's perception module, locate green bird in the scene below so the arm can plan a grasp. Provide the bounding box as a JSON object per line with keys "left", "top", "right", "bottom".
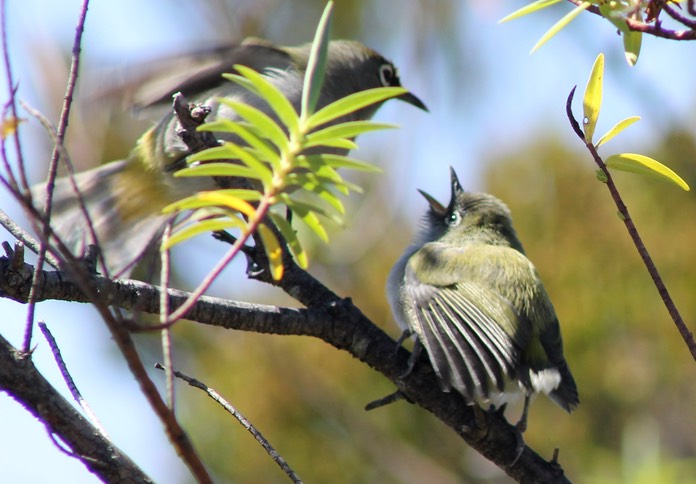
{"left": 387, "top": 167, "right": 578, "bottom": 430}
{"left": 34, "top": 38, "right": 427, "bottom": 277}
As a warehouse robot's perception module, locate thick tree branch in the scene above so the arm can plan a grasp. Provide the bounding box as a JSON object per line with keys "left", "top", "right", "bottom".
{"left": 0, "top": 333, "right": 153, "bottom": 483}
{"left": 0, "top": 254, "right": 572, "bottom": 483}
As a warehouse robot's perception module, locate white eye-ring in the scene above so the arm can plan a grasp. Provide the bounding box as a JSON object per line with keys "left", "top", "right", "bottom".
{"left": 447, "top": 211, "right": 461, "bottom": 227}
{"left": 378, "top": 63, "right": 395, "bottom": 86}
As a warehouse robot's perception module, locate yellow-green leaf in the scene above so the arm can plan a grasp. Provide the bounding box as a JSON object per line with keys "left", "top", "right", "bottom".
{"left": 305, "top": 121, "right": 395, "bottom": 148}
{"left": 530, "top": 1, "right": 591, "bottom": 54}
{"left": 258, "top": 223, "right": 284, "bottom": 280}
{"left": 306, "top": 87, "right": 407, "bottom": 130}
{"left": 623, "top": 28, "right": 642, "bottom": 66}
{"left": 269, "top": 212, "right": 308, "bottom": 268}
{"left": 175, "top": 162, "right": 259, "bottom": 180}
{"left": 499, "top": 0, "right": 562, "bottom": 24}
{"left": 218, "top": 98, "right": 289, "bottom": 153}
{"left": 583, "top": 53, "right": 604, "bottom": 143}
{"left": 163, "top": 217, "right": 246, "bottom": 249}
{"left": 605, "top": 153, "right": 690, "bottom": 191}
{"left": 223, "top": 66, "right": 299, "bottom": 136}
{"left": 596, "top": 116, "right": 641, "bottom": 147}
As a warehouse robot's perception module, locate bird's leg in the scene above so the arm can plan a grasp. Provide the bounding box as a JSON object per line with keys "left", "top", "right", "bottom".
{"left": 516, "top": 393, "right": 531, "bottom": 433}
{"left": 394, "top": 329, "right": 413, "bottom": 352}
{"left": 508, "top": 394, "right": 531, "bottom": 467}
{"left": 399, "top": 338, "right": 422, "bottom": 379}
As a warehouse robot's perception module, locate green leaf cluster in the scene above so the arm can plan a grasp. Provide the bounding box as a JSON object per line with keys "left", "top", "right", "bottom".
{"left": 500, "top": 0, "right": 643, "bottom": 66}
{"left": 582, "top": 53, "right": 689, "bottom": 191}
{"left": 160, "top": 1, "right": 403, "bottom": 280}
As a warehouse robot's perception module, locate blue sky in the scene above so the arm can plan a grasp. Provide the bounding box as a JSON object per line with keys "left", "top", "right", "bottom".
{"left": 2, "top": 1, "right": 695, "bottom": 482}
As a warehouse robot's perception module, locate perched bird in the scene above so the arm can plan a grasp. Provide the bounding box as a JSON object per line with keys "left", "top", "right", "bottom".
{"left": 387, "top": 167, "right": 578, "bottom": 429}
{"left": 33, "top": 38, "right": 427, "bottom": 277}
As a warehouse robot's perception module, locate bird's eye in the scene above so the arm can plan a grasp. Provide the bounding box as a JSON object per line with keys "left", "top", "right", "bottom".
{"left": 378, "top": 63, "right": 395, "bottom": 86}
{"left": 447, "top": 211, "right": 461, "bottom": 227}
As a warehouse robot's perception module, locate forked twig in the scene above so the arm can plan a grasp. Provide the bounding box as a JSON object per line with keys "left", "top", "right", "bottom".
{"left": 566, "top": 86, "right": 696, "bottom": 361}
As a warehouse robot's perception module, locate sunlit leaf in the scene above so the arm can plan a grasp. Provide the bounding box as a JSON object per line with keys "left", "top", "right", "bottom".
{"left": 218, "top": 98, "right": 289, "bottom": 153}
{"left": 164, "top": 191, "right": 257, "bottom": 216}
{"left": 223, "top": 66, "right": 299, "bottom": 136}
{"left": 302, "top": 1, "right": 333, "bottom": 116}
{"left": 306, "top": 87, "right": 407, "bottom": 130}
{"left": 299, "top": 154, "right": 382, "bottom": 173}
{"left": 583, "top": 53, "right": 604, "bottom": 143}
{"left": 623, "top": 26, "right": 642, "bottom": 66}
{"left": 269, "top": 212, "right": 308, "bottom": 268}
{"left": 174, "top": 162, "right": 259, "bottom": 181}
{"left": 305, "top": 121, "right": 395, "bottom": 149}
{"left": 302, "top": 137, "right": 358, "bottom": 151}
{"left": 596, "top": 116, "right": 641, "bottom": 147}
{"left": 605, "top": 153, "right": 690, "bottom": 191}
{"left": 258, "top": 223, "right": 284, "bottom": 280}
{"left": 499, "top": 0, "right": 562, "bottom": 23}
{"left": 1, "top": 116, "right": 23, "bottom": 139}
{"left": 530, "top": 2, "right": 591, "bottom": 54}
{"left": 198, "top": 119, "right": 280, "bottom": 167}
{"left": 286, "top": 173, "right": 345, "bottom": 214}
{"left": 163, "top": 217, "right": 246, "bottom": 249}
{"left": 187, "top": 143, "right": 273, "bottom": 187}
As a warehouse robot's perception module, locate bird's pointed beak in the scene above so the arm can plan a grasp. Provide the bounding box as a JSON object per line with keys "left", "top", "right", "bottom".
{"left": 418, "top": 189, "right": 447, "bottom": 217}
{"left": 397, "top": 91, "right": 428, "bottom": 112}
{"left": 448, "top": 166, "right": 464, "bottom": 209}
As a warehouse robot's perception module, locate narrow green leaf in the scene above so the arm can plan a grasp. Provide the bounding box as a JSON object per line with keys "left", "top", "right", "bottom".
{"left": 199, "top": 119, "right": 280, "bottom": 167}
{"left": 189, "top": 142, "right": 273, "bottom": 187}
{"left": 530, "top": 2, "right": 591, "bottom": 54}
{"left": 164, "top": 191, "right": 258, "bottom": 216}
{"left": 583, "top": 53, "right": 604, "bottom": 143}
{"left": 218, "top": 98, "right": 289, "bottom": 153}
{"left": 605, "top": 153, "right": 690, "bottom": 191}
{"left": 287, "top": 201, "right": 329, "bottom": 242}
{"left": 223, "top": 66, "right": 299, "bottom": 135}
{"left": 174, "top": 162, "right": 259, "bottom": 180}
{"left": 305, "top": 121, "right": 395, "bottom": 147}
{"left": 269, "top": 212, "right": 308, "bottom": 268}
{"left": 258, "top": 223, "right": 284, "bottom": 280}
{"left": 306, "top": 87, "right": 407, "bottom": 130}
{"left": 299, "top": 154, "right": 382, "bottom": 173}
{"left": 623, "top": 29, "right": 642, "bottom": 67}
{"left": 596, "top": 116, "right": 641, "bottom": 147}
{"left": 302, "top": 137, "right": 357, "bottom": 151}
{"left": 286, "top": 173, "right": 345, "bottom": 214}
{"left": 302, "top": 1, "right": 333, "bottom": 117}
{"left": 499, "top": 0, "right": 562, "bottom": 23}
{"left": 163, "top": 217, "right": 246, "bottom": 249}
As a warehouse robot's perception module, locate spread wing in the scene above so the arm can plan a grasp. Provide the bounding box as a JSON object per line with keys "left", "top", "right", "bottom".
{"left": 402, "top": 243, "right": 535, "bottom": 402}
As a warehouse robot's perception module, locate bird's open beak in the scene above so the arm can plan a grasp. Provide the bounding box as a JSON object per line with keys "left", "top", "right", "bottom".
{"left": 397, "top": 91, "right": 428, "bottom": 112}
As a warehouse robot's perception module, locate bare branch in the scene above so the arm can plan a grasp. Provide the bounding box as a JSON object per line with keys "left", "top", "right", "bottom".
{"left": 155, "top": 364, "right": 303, "bottom": 484}
{"left": 0, "top": 332, "right": 153, "bottom": 483}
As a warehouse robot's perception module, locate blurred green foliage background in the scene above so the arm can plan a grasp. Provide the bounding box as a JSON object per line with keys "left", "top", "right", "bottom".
{"left": 5, "top": 0, "right": 696, "bottom": 482}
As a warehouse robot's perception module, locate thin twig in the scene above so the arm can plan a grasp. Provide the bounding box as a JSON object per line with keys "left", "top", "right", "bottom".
{"left": 155, "top": 364, "right": 303, "bottom": 484}
{"left": 0, "top": 207, "right": 60, "bottom": 268}
{"left": 565, "top": 87, "right": 696, "bottom": 361}
{"left": 0, "top": 4, "right": 25, "bottom": 191}
{"left": 160, "top": 222, "right": 175, "bottom": 410}
{"left": 22, "top": 0, "right": 90, "bottom": 355}
{"left": 565, "top": 0, "right": 696, "bottom": 40}
{"left": 38, "top": 321, "right": 110, "bottom": 438}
